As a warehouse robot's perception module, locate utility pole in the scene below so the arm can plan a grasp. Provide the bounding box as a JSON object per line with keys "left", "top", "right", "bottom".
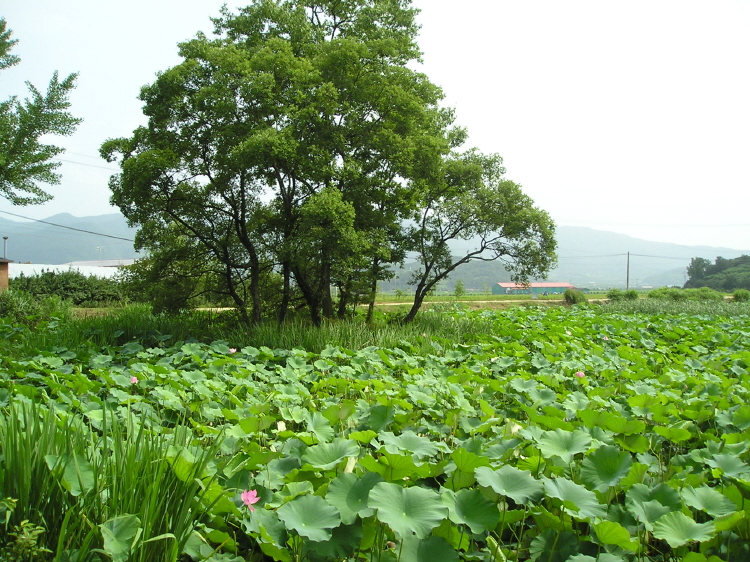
{"left": 2, "top": 237, "right": 7, "bottom": 259}
{"left": 626, "top": 252, "right": 630, "bottom": 291}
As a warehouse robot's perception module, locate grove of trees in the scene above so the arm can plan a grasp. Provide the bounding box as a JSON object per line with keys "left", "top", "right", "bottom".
{"left": 100, "top": 0, "right": 557, "bottom": 325}
{"left": 684, "top": 255, "right": 750, "bottom": 292}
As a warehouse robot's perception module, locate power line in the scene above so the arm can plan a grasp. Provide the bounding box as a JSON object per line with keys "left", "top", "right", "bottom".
{"left": 0, "top": 210, "right": 134, "bottom": 242}
{"left": 52, "top": 158, "right": 118, "bottom": 171}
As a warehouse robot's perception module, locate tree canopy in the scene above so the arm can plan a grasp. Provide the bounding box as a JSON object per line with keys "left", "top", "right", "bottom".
{"left": 0, "top": 18, "right": 81, "bottom": 205}
{"left": 684, "top": 255, "right": 750, "bottom": 292}
{"left": 101, "top": 0, "right": 556, "bottom": 325}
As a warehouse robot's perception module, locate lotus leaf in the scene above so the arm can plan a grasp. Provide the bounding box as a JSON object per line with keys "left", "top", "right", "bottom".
{"left": 580, "top": 445, "right": 632, "bottom": 492}
{"left": 441, "top": 488, "right": 500, "bottom": 534}
{"left": 475, "top": 465, "right": 543, "bottom": 505}
{"left": 300, "top": 438, "right": 359, "bottom": 470}
{"left": 536, "top": 428, "right": 592, "bottom": 464}
{"left": 99, "top": 514, "right": 142, "bottom": 562}
{"left": 368, "top": 482, "right": 447, "bottom": 539}
{"left": 276, "top": 495, "right": 341, "bottom": 542}
{"left": 542, "top": 477, "right": 607, "bottom": 520}
{"left": 398, "top": 535, "right": 459, "bottom": 562}
{"left": 681, "top": 485, "right": 738, "bottom": 517}
{"left": 652, "top": 511, "right": 715, "bottom": 548}
{"left": 325, "top": 472, "right": 383, "bottom": 524}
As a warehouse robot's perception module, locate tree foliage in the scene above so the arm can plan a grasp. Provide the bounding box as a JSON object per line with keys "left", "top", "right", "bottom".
{"left": 0, "top": 18, "right": 81, "bottom": 205}
{"left": 101, "top": 0, "right": 556, "bottom": 325}
{"left": 684, "top": 255, "right": 750, "bottom": 292}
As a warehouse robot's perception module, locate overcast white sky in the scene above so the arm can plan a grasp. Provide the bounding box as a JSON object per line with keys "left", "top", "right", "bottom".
{"left": 1, "top": 1, "right": 749, "bottom": 250}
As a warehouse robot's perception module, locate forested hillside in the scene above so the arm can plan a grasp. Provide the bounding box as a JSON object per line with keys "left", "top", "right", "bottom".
{"left": 684, "top": 255, "right": 750, "bottom": 291}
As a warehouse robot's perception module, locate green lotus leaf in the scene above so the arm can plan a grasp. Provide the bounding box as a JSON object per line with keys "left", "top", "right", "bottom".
{"left": 368, "top": 482, "right": 447, "bottom": 539}
{"left": 99, "top": 515, "right": 142, "bottom": 562}
{"left": 242, "top": 507, "right": 287, "bottom": 546}
{"left": 536, "top": 428, "right": 591, "bottom": 464}
{"left": 593, "top": 520, "right": 638, "bottom": 551}
{"left": 714, "top": 511, "right": 745, "bottom": 533}
{"left": 626, "top": 483, "right": 682, "bottom": 512}
{"left": 379, "top": 431, "right": 441, "bottom": 460}
{"left": 475, "top": 465, "right": 543, "bottom": 505}
{"left": 681, "top": 486, "right": 738, "bottom": 517}
{"left": 542, "top": 477, "right": 607, "bottom": 520}
{"left": 304, "top": 411, "right": 334, "bottom": 442}
{"left": 654, "top": 425, "right": 692, "bottom": 443}
{"left": 627, "top": 499, "right": 672, "bottom": 531}
{"left": 300, "top": 438, "right": 359, "bottom": 470}
{"left": 706, "top": 454, "right": 750, "bottom": 478}
{"left": 399, "top": 535, "right": 459, "bottom": 562}
{"left": 367, "top": 405, "right": 395, "bottom": 431}
{"left": 349, "top": 430, "right": 378, "bottom": 444}
{"left": 325, "top": 472, "right": 383, "bottom": 524}
{"left": 276, "top": 495, "right": 341, "bottom": 542}
{"left": 359, "top": 451, "right": 431, "bottom": 481}
{"left": 307, "top": 523, "right": 363, "bottom": 560}
{"left": 652, "top": 511, "right": 715, "bottom": 548}
{"left": 732, "top": 405, "right": 750, "bottom": 430}
{"left": 580, "top": 445, "right": 633, "bottom": 493}
{"left": 528, "top": 529, "right": 579, "bottom": 562}
{"left": 568, "top": 555, "right": 626, "bottom": 562}
{"left": 443, "top": 448, "right": 491, "bottom": 490}
{"left": 441, "top": 488, "right": 500, "bottom": 534}
{"left": 46, "top": 453, "right": 95, "bottom": 497}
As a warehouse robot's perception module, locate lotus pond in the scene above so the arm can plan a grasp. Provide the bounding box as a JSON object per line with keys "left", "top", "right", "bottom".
{"left": 2, "top": 305, "right": 750, "bottom": 562}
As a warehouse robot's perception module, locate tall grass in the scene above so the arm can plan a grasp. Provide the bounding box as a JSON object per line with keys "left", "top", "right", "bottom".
{"left": 2, "top": 303, "right": 505, "bottom": 358}
{"left": 0, "top": 399, "right": 222, "bottom": 561}
{"left": 598, "top": 298, "right": 750, "bottom": 317}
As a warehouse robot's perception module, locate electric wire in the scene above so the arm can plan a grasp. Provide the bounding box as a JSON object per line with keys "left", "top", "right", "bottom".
{"left": 0, "top": 209, "right": 134, "bottom": 242}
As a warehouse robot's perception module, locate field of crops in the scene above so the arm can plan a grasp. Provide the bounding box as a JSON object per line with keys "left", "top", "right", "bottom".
{"left": 2, "top": 305, "right": 750, "bottom": 562}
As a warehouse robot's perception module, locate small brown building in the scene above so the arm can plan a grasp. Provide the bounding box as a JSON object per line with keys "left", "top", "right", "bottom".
{"left": 0, "top": 258, "right": 12, "bottom": 293}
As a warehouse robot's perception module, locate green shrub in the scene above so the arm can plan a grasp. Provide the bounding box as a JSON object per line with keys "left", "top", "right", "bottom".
{"left": 733, "top": 288, "right": 750, "bottom": 302}
{"left": 623, "top": 289, "right": 639, "bottom": 301}
{"left": 9, "top": 270, "right": 125, "bottom": 306}
{"left": 564, "top": 288, "right": 587, "bottom": 305}
{"left": 695, "top": 286, "right": 725, "bottom": 302}
{"left": 648, "top": 287, "right": 723, "bottom": 302}
{"left": 0, "top": 290, "right": 72, "bottom": 326}
{"left": 606, "top": 288, "right": 624, "bottom": 301}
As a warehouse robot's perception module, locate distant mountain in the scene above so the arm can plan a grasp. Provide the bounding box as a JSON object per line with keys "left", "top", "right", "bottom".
{"left": 0, "top": 213, "right": 139, "bottom": 264}
{"left": 551, "top": 227, "right": 749, "bottom": 289}
{"left": 2, "top": 213, "right": 747, "bottom": 290}
{"left": 385, "top": 227, "right": 750, "bottom": 292}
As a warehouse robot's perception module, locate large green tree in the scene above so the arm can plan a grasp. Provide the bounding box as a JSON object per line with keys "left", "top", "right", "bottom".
{"left": 0, "top": 18, "right": 81, "bottom": 205}
{"left": 102, "top": 1, "right": 556, "bottom": 324}
{"left": 402, "top": 150, "right": 556, "bottom": 323}
{"left": 102, "top": 0, "right": 453, "bottom": 325}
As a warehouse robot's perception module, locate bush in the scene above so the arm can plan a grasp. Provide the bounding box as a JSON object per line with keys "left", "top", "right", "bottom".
{"left": 564, "top": 288, "right": 588, "bottom": 305}
{"left": 9, "top": 270, "right": 125, "bottom": 306}
{"left": 734, "top": 289, "right": 750, "bottom": 302}
{"left": 623, "top": 289, "right": 639, "bottom": 301}
{"left": 648, "top": 287, "right": 724, "bottom": 302}
{"left": 0, "top": 290, "right": 72, "bottom": 326}
{"left": 607, "top": 289, "right": 624, "bottom": 301}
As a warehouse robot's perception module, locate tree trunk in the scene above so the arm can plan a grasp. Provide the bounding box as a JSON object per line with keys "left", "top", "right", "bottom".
{"left": 337, "top": 278, "right": 352, "bottom": 318}
{"left": 365, "top": 259, "right": 380, "bottom": 323}
{"left": 248, "top": 256, "right": 262, "bottom": 325}
{"left": 278, "top": 261, "right": 291, "bottom": 324}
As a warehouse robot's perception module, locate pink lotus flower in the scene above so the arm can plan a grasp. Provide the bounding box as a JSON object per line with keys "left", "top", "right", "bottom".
{"left": 241, "top": 489, "right": 260, "bottom": 512}
{"left": 229, "top": 348, "right": 237, "bottom": 354}
{"left": 130, "top": 376, "right": 138, "bottom": 384}
{"left": 574, "top": 371, "right": 585, "bottom": 378}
